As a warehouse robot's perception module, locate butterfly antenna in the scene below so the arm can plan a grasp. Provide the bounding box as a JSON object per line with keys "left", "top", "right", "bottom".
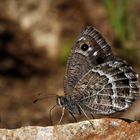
{"left": 57, "top": 107, "right": 65, "bottom": 125}
{"left": 49, "top": 104, "right": 57, "bottom": 125}
{"left": 33, "top": 98, "right": 40, "bottom": 103}
{"left": 33, "top": 96, "right": 47, "bottom": 103}
{"left": 78, "top": 104, "right": 95, "bottom": 130}
{"left": 33, "top": 94, "right": 56, "bottom": 103}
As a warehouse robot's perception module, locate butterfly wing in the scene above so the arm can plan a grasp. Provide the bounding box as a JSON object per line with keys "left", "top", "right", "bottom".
{"left": 70, "top": 59, "right": 139, "bottom": 115}
{"left": 64, "top": 26, "right": 114, "bottom": 96}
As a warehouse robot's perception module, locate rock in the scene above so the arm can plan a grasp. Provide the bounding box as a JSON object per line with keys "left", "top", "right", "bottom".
{"left": 0, "top": 118, "right": 140, "bottom": 140}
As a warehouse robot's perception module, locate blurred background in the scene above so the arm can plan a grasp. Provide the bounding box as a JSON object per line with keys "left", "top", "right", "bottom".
{"left": 0, "top": 0, "right": 139, "bottom": 129}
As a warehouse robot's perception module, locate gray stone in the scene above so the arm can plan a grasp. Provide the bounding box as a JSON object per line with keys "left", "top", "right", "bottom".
{"left": 0, "top": 118, "right": 140, "bottom": 140}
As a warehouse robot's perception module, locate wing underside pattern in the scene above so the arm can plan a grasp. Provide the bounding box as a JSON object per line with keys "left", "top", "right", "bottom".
{"left": 70, "top": 59, "right": 139, "bottom": 115}
{"left": 64, "top": 26, "right": 114, "bottom": 96}
{"left": 63, "top": 26, "right": 139, "bottom": 115}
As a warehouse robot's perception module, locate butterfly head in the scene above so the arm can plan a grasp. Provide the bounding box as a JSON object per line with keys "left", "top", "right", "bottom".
{"left": 57, "top": 96, "right": 81, "bottom": 114}
{"left": 57, "top": 96, "right": 68, "bottom": 107}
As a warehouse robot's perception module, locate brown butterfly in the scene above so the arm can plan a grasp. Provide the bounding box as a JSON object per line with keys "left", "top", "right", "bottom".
{"left": 56, "top": 26, "right": 139, "bottom": 125}
{"left": 34, "top": 26, "right": 139, "bottom": 127}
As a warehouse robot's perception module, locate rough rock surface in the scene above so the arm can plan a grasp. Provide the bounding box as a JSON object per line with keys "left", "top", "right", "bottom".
{"left": 0, "top": 118, "right": 140, "bottom": 140}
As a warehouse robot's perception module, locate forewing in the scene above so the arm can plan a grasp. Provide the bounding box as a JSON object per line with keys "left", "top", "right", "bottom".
{"left": 70, "top": 59, "right": 139, "bottom": 115}
{"left": 64, "top": 26, "right": 114, "bottom": 96}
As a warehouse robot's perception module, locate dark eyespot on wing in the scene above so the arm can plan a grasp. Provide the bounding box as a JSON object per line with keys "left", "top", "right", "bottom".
{"left": 64, "top": 26, "right": 139, "bottom": 115}
{"left": 81, "top": 43, "right": 89, "bottom": 51}
{"left": 64, "top": 26, "right": 114, "bottom": 96}
{"left": 77, "top": 26, "right": 114, "bottom": 65}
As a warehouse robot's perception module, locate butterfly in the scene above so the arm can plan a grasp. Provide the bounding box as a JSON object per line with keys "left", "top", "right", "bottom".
{"left": 57, "top": 26, "right": 139, "bottom": 124}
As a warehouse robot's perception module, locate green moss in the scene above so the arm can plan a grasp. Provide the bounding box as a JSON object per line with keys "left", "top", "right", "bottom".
{"left": 102, "top": 0, "right": 135, "bottom": 46}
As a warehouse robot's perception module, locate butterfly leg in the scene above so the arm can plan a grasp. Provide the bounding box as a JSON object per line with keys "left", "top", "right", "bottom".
{"left": 49, "top": 104, "right": 57, "bottom": 125}
{"left": 90, "top": 113, "right": 95, "bottom": 119}
{"left": 58, "top": 107, "right": 65, "bottom": 124}
{"left": 78, "top": 104, "right": 95, "bottom": 129}
{"left": 69, "top": 111, "right": 78, "bottom": 122}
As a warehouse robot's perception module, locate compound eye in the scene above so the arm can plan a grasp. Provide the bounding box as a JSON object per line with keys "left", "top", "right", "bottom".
{"left": 81, "top": 43, "right": 89, "bottom": 51}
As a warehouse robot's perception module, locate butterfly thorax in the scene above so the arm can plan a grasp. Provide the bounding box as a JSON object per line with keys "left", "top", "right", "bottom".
{"left": 57, "top": 96, "right": 81, "bottom": 114}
